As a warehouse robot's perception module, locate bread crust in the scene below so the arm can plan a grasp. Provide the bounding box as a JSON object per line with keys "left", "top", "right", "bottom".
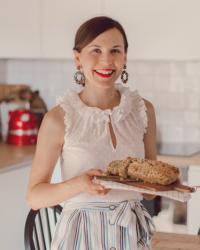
{"left": 107, "top": 157, "right": 180, "bottom": 185}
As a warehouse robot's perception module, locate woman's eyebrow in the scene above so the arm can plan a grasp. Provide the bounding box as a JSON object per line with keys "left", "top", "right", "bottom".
{"left": 113, "top": 45, "right": 123, "bottom": 48}
{"left": 88, "top": 44, "right": 123, "bottom": 48}
{"left": 88, "top": 45, "right": 101, "bottom": 47}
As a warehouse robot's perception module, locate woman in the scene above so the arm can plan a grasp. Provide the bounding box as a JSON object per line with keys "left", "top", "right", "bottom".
{"left": 27, "top": 16, "right": 156, "bottom": 250}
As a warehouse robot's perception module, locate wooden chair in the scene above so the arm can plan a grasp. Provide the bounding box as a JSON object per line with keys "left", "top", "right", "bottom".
{"left": 24, "top": 205, "right": 63, "bottom": 250}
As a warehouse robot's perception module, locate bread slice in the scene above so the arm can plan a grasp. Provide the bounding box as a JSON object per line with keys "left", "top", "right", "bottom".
{"left": 107, "top": 157, "right": 180, "bottom": 185}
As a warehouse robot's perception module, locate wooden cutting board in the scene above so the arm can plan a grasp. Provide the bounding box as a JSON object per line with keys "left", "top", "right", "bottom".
{"left": 95, "top": 175, "right": 196, "bottom": 193}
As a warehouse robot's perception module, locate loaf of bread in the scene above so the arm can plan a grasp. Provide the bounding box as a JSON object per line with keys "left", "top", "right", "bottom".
{"left": 107, "top": 157, "right": 180, "bottom": 185}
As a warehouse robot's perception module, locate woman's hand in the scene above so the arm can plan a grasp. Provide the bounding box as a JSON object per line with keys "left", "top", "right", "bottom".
{"left": 142, "top": 193, "right": 156, "bottom": 200}
{"left": 75, "top": 169, "right": 111, "bottom": 195}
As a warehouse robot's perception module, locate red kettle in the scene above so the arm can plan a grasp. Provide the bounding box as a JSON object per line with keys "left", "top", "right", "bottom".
{"left": 7, "top": 109, "right": 38, "bottom": 145}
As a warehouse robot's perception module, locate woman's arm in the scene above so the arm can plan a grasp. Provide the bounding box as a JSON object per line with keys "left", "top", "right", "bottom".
{"left": 142, "top": 99, "right": 157, "bottom": 200}
{"left": 26, "top": 106, "right": 108, "bottom": 210}
{"left": 143, "top": 99, "right": 157, "bottom": 161}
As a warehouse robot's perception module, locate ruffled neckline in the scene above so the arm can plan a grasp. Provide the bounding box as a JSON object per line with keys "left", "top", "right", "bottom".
{"left": 58, "top": 84, "right": 138, "bottom": 123}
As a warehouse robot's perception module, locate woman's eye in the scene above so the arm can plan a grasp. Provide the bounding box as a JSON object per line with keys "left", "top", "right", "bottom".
{"left": 93, "top": 48, "right": 101, "bottom": 53}
{"left": 111, "top": 49, "right": 120, "bottom": 53}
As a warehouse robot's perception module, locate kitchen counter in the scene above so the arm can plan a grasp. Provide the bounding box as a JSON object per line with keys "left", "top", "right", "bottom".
{"left": 157, "top": 143, "right": 200, "bottom": 167}
{"left": 158, "top": 153, "right": 200, "bottom": 167}
{"left": 152, "top": 231, "right": 200, "bottom": 250}
{"left": 1, "top": 141, "right": 200, "bottom": 173}
{"left": 0, "top": 142, "right": 35, "bottom": 173}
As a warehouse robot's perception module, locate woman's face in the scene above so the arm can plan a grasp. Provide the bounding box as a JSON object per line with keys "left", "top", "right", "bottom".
{"left": 74, "top": 28, "right": 127, "bottom": 88}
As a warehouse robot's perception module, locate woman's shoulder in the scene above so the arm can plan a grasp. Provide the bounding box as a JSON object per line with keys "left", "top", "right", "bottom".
{"left": 40, "top": 106, "right": 65, "bottom": 136}
{"left": 142, "top": 98, "right": 156, "bottom": 122}
{"left": 142, "top": 99, "right": 155, "bottom": 113}
{"left": 128, "top": 89, "right": 155, "bottom": 118}
{"left": 45, "top": 105, "right": 65, "bottom": 122}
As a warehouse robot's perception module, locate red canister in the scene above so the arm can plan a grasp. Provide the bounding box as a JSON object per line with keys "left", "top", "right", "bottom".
{"left": 7, "top": 109, "right": 38, "bottom": 145}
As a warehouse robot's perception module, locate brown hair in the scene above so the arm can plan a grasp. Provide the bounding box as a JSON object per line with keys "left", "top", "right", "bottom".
{"left": 73, "top": 16, "right": 128, "bottom": 53}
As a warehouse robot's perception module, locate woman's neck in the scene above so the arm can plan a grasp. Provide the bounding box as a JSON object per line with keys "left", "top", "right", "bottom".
{"left": 78, "top": 84, "right": 121, "bottom": 110}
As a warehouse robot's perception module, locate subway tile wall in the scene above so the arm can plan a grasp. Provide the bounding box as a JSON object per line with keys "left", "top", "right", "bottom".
{"left": 0, "top": 59, "right": 200, "bottom": 144}
{"left": 0, "top": 60, "right": 7, "bottom": 82}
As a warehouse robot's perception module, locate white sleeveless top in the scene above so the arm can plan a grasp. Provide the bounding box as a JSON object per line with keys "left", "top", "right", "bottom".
{"left": 57, "top": 84, "right": 148, "bottom": 203}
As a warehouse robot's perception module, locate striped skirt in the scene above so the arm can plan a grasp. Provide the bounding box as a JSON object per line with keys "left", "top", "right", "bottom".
{"left": 51, "top": 200, "right": 155, "bottom": 250}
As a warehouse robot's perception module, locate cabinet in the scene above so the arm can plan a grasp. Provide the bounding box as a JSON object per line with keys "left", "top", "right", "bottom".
{"left": 41, "top": 0, "right": 102, "bottom": 58}
{"left": 0, "top": 0, "right": 41, "bottom": 58}
{"left": 1, "top": 0, "right": 200, "bottom": 60}
{"left": 104, "top": 0, "right": 200, "bottom": 60}
{"left": 0, "top": 164, "right": 31, "bottom": 250}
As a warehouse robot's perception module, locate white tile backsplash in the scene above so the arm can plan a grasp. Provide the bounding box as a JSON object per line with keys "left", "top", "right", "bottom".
{"left": 184, "top": 76, "right": 200, "bottom": 93}
{"left": 184, "top": 111, "right": 200, "bottom": 126}
{"left": 0, "top": 59, "right": 200, "bottom": 144}
{"left": 158, "top": 125, "right": 185, "bottom": 143}
{"left": 182, "top": 126, "right": 200, "bottom": 143}
{"left": 134, "top": 75, "right": 154, "bottom": 91}
{"left": 153, "top": 62, "right": 171, "bottom": 76}
{"left": 185, "top": 93, "right": 200, "bottom": 110}
{"left": 0, "top": 60, "right": 7, "bottom": 82}
{"left": 152, "top": 75, "right": 171, "bottom": 92}
{"left": 169, "top": 76, "right": 186, "bottom": 93}
{"left": 186, "top": 62, "right": 200, "bottom": 76}
{"left": 130, "top": 61, "right": 156, "bottom": 75}
{"left": 154, "top": 92, "right": 185, "bottom": 110}
{"left": 156, "top": 110, "right": 184, "bottom": 126}
{"left": 169, "top": 62, "right": 187, "bottom": 76}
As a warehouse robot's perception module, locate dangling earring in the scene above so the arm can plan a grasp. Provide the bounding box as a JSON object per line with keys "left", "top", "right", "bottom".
{"left": 121, "top": 64, "right": 128, "bottom": 84}
{"left": 74, "top": 66, "right": 85, "bottom": 86}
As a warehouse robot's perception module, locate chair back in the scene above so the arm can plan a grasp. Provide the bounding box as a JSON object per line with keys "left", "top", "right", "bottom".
{"left": 24, "top": 205, "right": 62, "bottom": 250}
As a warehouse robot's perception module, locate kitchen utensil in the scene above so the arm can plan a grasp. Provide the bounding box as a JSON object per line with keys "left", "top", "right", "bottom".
{"left": 7, "top": 109, "right": 38, "bottom": 145}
